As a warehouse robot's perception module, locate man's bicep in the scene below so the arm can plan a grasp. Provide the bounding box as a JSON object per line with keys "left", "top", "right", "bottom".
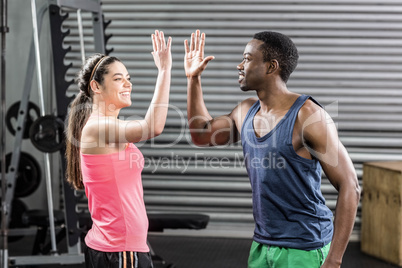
{"left": 206, "top": 99, "right": 256, "bottom": 146}
{"left": 303, "top": 109, "right": 340, "bottom": 166}
{"left": 189, "top": 114, "right": 238, "bottom": 146}
{"left": 189, "top": 98, "right": 255, "bottom": 147}
{"left": 210, "top": 115, "right": 240, "bottom": 145}
{"left": 303, "top": 111, "right": 357, "bottom": 188}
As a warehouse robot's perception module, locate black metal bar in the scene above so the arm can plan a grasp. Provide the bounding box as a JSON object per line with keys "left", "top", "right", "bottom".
{"left": 48, "top": 5, "right": 78, "bottom": 248}
{"left": 0, "top": 0, "right": 9, "bottom": 266}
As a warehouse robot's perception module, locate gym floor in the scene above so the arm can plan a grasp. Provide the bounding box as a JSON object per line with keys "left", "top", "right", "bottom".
{"left": 7, "top": 234, "right": 400, "bottom": 268}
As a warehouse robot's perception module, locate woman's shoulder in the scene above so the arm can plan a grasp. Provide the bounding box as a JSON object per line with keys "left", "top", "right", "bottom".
{"left": 81, "top": 116, "right": 100, "bottom": 139}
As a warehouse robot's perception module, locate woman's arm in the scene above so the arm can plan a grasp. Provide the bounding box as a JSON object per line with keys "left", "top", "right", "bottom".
{"left": 83, "top": 30, "right": 172, "bottom": 145}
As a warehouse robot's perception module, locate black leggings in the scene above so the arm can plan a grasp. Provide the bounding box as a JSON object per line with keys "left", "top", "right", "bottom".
{"left": 85, "top": 246, "right": 154, "bottom": 268}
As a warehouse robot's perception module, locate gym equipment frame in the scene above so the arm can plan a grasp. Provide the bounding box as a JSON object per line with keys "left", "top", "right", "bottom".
{"left": 2, "top": 0, "right": 111, "bottom": 266}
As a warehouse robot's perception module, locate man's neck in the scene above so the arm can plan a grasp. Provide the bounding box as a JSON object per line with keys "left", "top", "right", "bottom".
{"left": 256, "top": 81, "right": 297, "bottom": 113}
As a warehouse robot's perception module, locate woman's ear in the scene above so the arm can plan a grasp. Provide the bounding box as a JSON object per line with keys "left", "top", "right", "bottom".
{"left": 266, "top": 59, "right": 279, "bottom": 74}
{"left": 90, "top": 80, "right": 101, "bottom": 94}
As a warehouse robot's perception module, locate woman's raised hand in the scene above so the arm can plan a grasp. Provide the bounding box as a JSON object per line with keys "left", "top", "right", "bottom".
{"left": 151, "top": 30, "right": 172, "bottom": 71}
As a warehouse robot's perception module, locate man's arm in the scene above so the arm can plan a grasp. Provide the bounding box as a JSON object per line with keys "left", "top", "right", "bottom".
{"left": 187, "top": 76, "right": 240, "bottom": 146}
{"left": 300, "top": 103, "right": 361, "bottom": 268}
{"left": 185, "top": 30, "right": 246, "bottom": 146}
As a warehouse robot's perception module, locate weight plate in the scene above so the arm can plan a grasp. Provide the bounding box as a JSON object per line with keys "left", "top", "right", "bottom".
{"left": 1, "top": 152, "right": 42, "bottom": 198}
{"left": 0, "top": 199, "right": 28, "bottom": 242}
{"left": 29, "top": 115, "right": 65, "bottom": 153}
{"left": 6, "top": 101, "right": 40, "bottom": 139}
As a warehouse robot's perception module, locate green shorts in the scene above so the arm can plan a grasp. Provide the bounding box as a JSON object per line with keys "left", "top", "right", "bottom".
{"left": 248, "top": 241, "right": 331, "bottom": 268}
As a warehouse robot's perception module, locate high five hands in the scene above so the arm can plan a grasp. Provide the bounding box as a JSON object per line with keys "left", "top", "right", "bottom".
{"left": 184, "top": 30, "right": 215, "bottom": 78}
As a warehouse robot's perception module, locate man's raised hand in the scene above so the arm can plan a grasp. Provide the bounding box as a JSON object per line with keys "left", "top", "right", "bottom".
{"left": 184, "top": 30, "right": 215, "bottom": 78}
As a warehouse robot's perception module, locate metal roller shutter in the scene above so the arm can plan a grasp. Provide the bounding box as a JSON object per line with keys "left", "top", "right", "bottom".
{"left": 63, "top": 0, "right": 402, "bottom": 240}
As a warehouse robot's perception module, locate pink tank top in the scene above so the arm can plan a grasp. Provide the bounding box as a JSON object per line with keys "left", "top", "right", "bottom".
{"left": 80, "top": 143, "right": 149, "bottom": 252}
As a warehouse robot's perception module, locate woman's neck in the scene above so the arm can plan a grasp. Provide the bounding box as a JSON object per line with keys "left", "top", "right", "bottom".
{"left": 92, "top": 102, "right": 120, "bottom": 118}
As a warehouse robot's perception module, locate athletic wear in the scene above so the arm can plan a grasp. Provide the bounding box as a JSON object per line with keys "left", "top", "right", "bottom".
{"left": 241, "top": 94, "right": 333, "bottom": 250}
{"left": 85, "top": 246, "right": 153, "bottom": 268}
{"left": 248, "top": 241, "right": 331, "bottom": 268}
{"left": 81, "top": 143, "right": 149, "bottom": 252}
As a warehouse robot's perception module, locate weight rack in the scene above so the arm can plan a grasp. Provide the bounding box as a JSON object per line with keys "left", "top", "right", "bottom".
{"left": 2, "top": 0, "right": 112, "bottom": 266}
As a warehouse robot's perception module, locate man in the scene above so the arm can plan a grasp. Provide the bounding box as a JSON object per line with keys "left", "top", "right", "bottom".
{"left": 184, "top": 30, "right": 360, "bottom": 268}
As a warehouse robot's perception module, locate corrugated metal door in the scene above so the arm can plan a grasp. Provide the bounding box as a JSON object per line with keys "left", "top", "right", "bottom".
{"left": 64, "top": 0, "right": 402, "bottom": 239}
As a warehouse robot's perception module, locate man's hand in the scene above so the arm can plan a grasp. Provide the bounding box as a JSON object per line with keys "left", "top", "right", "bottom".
{"left": 184, "top": 29, "right": 215, "bottom": 77}
{"left": 320, "top": 258, "right": 341, "bottom": 268}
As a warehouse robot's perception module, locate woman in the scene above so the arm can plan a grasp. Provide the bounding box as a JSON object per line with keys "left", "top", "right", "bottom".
{"left": 65, "top": 30, "right": 171, "bottom": 268}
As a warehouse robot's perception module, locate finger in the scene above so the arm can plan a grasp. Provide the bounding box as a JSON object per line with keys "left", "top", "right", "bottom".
{"left": 152, "top": 34, "right": 157, "bottom": 52}
{"left": 203, "top": 56, "right": 215, "bottom": 64}
{"left": 160, "top": 31, "right": 165, "bottom": 49}
{"left": 184, "top": 39, "right": 189, "bottom": 54}
{"left": 167, "top": 36, "right": 172, "bottom": 51}
{"left": 198, "top": 56, "right": 215, "bottom": 72}
{"left": 200, "top": 32, "right": 206, "bottom": 58}
{"left": 155, "top": 30, "right": 160, "bottom": 51}
{"left": 195, "top": 29, "right": 200, "bottom": 51}
{"left": 190, "top": 32, "right": 195, "bottom": 52}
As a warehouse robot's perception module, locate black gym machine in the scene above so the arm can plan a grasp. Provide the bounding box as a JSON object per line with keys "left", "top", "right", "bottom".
{"left": 0, "top": 0, "right": 110, "bottom": 266}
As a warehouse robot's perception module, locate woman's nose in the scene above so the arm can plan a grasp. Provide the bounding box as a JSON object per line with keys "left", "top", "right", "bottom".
{"left": 125, "top": 79, "right": 132, "bottom": 86}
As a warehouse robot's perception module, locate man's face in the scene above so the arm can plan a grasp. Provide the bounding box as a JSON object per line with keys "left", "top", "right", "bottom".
{"left": 237, "top": 39, "right": 267, "bottom": 92}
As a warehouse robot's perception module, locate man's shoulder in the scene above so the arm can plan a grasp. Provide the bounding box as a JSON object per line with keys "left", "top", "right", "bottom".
{"left": 298, "top": 97, "right": 325, "bottom": 121}
{"left": 231, "top": 97, "right": 258, "bottom": 115}
{"left": 239, "top": 97, "right": 258, "bottom": 111}
{"left": 232, "top": 97, "right": 258, "bottom": 130}
{"left": 242, "top": 97, "right": 259, "bottom": 105}
{"left": 237, "top": 97, "right": 258, "bottom": 116}
{"left": 297, "top": 98, "right": 334, "bottom": 138}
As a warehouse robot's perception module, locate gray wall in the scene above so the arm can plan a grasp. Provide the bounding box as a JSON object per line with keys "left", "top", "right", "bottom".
{"left": 4, "top": 0, "right": 402, "bottom": 240}
{"left": 96, "top": 0, "right": 402, "bottom": 240}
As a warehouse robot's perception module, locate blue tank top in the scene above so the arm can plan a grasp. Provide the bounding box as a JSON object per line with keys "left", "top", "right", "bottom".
{"left": 241, "top": 94, "right": 333, "bottom": 250}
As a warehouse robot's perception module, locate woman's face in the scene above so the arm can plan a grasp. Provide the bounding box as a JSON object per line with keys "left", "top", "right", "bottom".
{"left": 98, "top": 61, "right": 132, "bottom": 110}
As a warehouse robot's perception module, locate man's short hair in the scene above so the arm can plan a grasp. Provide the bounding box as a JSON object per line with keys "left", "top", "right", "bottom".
{"left": 253, "top": 31, "right": 299, "bottom": 83}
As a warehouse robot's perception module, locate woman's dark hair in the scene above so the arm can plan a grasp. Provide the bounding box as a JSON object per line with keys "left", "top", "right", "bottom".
{"left": 65, "top": 53, "right": 121, "bottom": 189}
{"left": 253, "top": 31, "right": 299, "bottom": 83}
